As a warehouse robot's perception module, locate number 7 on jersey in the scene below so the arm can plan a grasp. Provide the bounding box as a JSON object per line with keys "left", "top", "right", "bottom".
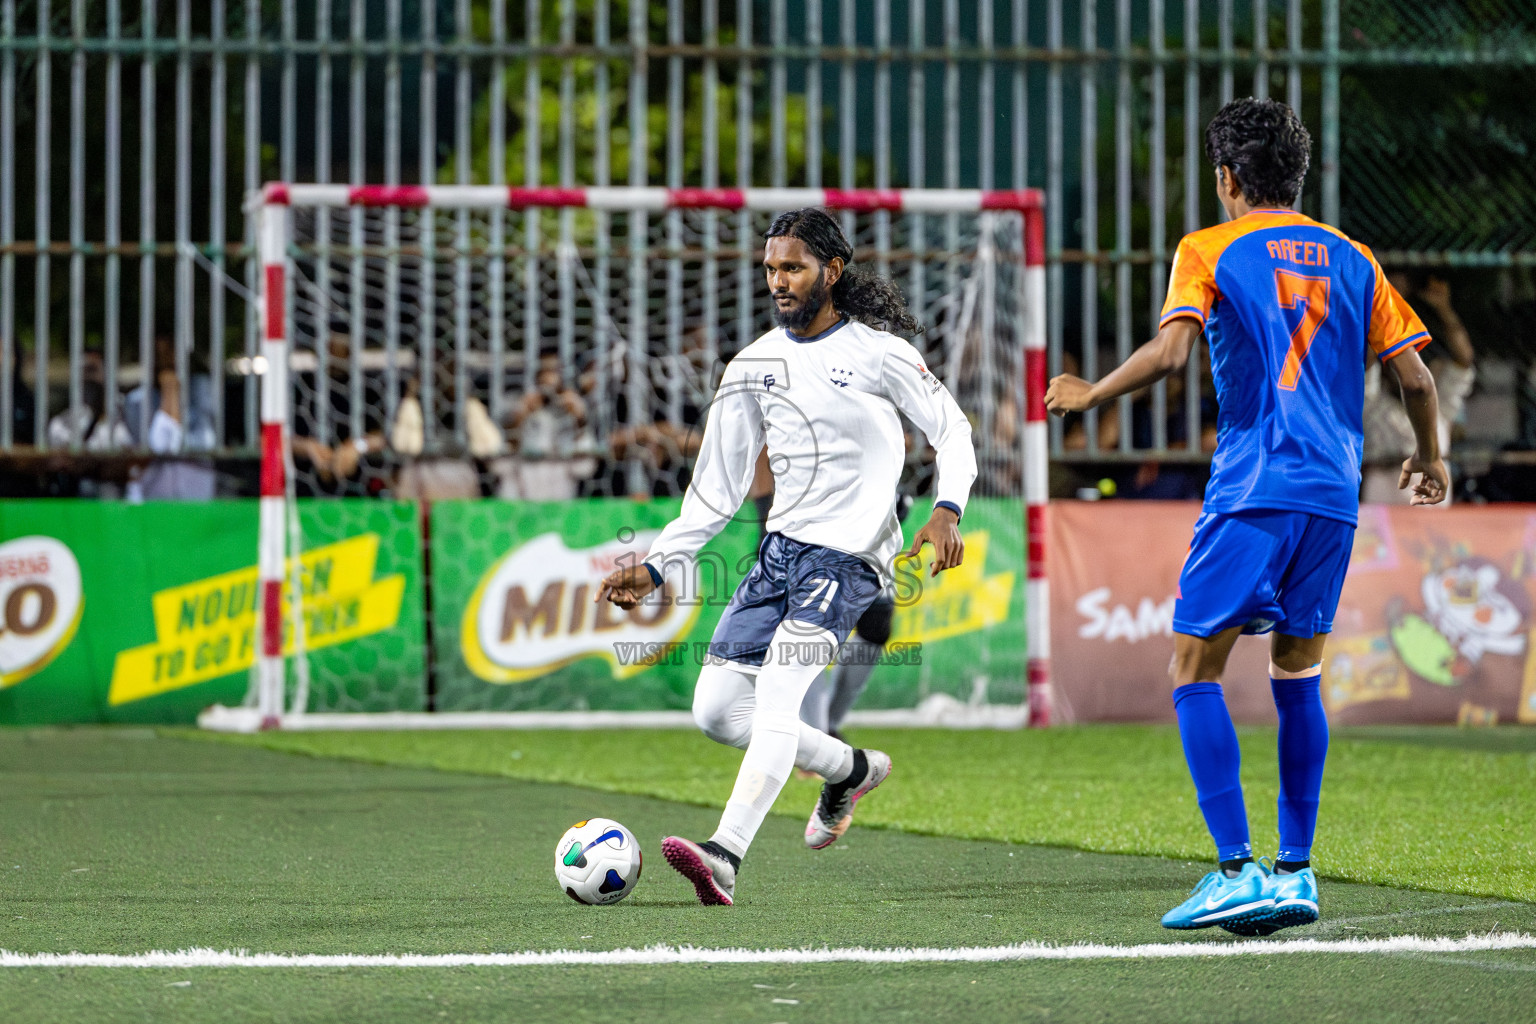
{"left": 1275, "top": 270, "right": 1330, "bottom": 392}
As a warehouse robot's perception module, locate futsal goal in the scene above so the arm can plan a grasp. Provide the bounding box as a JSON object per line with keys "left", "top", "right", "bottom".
{"left": 201, "top": 186, "right": 1050, "bottom": 732}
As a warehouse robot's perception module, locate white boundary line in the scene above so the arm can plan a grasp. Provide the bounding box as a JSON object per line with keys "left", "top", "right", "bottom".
{"left": 3, "top": 934, "right": 1534, "bottom": 969}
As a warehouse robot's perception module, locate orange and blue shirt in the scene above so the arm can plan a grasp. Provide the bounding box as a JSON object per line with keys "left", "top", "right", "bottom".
{"left": 1161, "top": 209, "right": 1430, "bottom": 526}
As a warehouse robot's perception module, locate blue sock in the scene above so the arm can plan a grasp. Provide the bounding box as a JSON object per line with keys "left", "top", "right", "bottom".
{"left": 1272, "top": 673, "right": 1329, "bottom": 863}
{"left": 1172, "top": 682, "right": 1252, "bottom": 863}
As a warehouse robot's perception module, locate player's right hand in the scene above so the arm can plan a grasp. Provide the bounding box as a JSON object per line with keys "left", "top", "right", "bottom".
{"left": 596, "top": 564, "right": 659, "bottom": 609}
{"left": 1045, "top": 374, "right": 1097, "bottom": 415}
{"left": 1398, "top": 453, "right": 1449, "bottom": 506}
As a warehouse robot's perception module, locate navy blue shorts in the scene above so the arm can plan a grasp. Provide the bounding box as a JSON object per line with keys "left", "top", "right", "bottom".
{"left": 707, "top": 533, "right": 884, "bottom": 669}
{"left": 1173, "top": 509, "right": 1355, "bottom": 639}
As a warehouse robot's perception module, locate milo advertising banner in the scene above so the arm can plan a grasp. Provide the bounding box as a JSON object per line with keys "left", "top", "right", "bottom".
{"left": 432, "top": 498, "right": 1027, "bottom": 712}
{"left": 0, "top": 501, "right": 425, "bottom": 724}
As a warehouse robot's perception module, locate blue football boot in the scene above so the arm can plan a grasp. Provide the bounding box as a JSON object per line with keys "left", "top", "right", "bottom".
{"left": 1224, "top": 864, "right": 1320, "bottom": 936}
{"left": 1161, "top": 861, "right": 1275, "bottom": 931}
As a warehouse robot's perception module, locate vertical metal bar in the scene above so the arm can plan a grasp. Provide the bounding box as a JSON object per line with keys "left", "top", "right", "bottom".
{"left": 1012, "top": 0, "right": 1026, "bottom": 191}
{"left": 0, "top": 0, "right": 14, "bottom": 449}
{"left": 210, "top": 0, "right": 227, "bottom": 447}
{"left": 558, "top": 0, "right": 576, "bottom": 386}
{"left": 348, "top": 0, "right": 364, "bottom": 441}
{"left": 1322, "top": 0, "right": 1339, "bottom": 225}
{"left": 805, "top": 0, "right": 821, "bottom": 187}
{"left": 1218, "top": 0, "right": 1232, "bottom": 105}
{"left": 665, "top": 0, "right": 682, "bottom": 423}
{"left": 453, "top": 0, "right": 472, "bottom": 446}
{"left": 593, "top": 0, "right": 610, "bottom": 440}
{"left": 68, "top": 0, "right": 85, "bottom": 449}
{"left": 1080, "top": 0, "right": 1098, "bottom": 454}
{"left": 1286, "top": 0, "right": 1301, "bottom": 116}
{"left": 33, "top": 0, "right": 51, "bottom": 448}
{"left": 943, "top": 0, "right": 958, "bottom": 407}
{"left": 104, "top": 0, "right": 122, "bottom": 446}
{"left": 907, "top": 0, "right": 924, "bottom": 334}
{"left": 384, "top": 0, "right": 401, "bottom": 426}
{"left": 138, "top": 0, "right": 155, "bottom": 449}
{"left": 978, "top": 0, "right": 995, "bottom": 464}
{"left": 175, "top": 0, "right": 191, "bottom": 438}
{"left": 874, "top": 0, "right": 891, "bottom": 274}
{"left": 314, "top": 0, "right": 332, "bottom": 446}
{"left": 1150, "top": 0, "right": 1168, "bottom": 451}
{"left": 244, "top": 0, "right": 259, "bottom": 448}
{"left": 702, "top": 0, "right": 718, "bottom": 371}
{"left": 839, "top": 0, "right": 856, "bottom": 234}
{"left": 735, "top": 0, "right": 751, "bottom": 352}
{"left": 1253, "top": 0, "right": 1269, "bottom": 98}
{"left": 1184, "top": 0, "right": 1200, "bottom": 450}
{"left": 627, "top": 0, "right": 647, "bottom": 494}
{"left": 979, "top": 0, "right": 994, "bottom": 191}
{"left": 281, "top": 0, "right": 295, "bottom": 182}
{"left": 770, "top": 0, "right": 785, "bottom": 187}
{"left": 522, "top": 0, "right": 538, "bottom": 420}
{"left": 420, "top": 0, "right": 437, "bottom": 449}
{"left": 1047, "top": 0, "right": 1063, "bottom": 455}
{"left": 488, "top": 0, "right": 506, "bottom": 423}
{"left": 1114, "top": 0, "right": 1131, "bottom": 454}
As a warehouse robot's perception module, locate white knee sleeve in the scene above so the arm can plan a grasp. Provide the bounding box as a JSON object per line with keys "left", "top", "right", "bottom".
{"left": 691, "top": 662, "right": 756, "bottom": 749}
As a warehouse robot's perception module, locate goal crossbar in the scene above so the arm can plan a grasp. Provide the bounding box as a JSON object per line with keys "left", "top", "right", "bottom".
{"left": 242, "top": 184, "right": 1052, "bottom": 731}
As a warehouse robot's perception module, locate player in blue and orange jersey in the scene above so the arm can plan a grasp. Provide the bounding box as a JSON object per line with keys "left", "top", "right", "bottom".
{"left": 1046, "top": 97, "right": 1447, "bottom": 935}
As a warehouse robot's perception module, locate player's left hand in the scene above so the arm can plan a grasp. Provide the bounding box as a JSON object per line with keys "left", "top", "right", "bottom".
{"left": 906, "top": 507, "right": 964, "bottom": 577}
{"left": 1045, "top": 374, "right": 1098, "bottom": 415}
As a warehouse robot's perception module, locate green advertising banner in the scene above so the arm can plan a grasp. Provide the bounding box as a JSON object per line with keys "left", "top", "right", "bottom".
{"left": 432, "top": 497, "right": 1026, "bottom": 712}
{"left": 0, "top": 500, "right": 426, "bottom": 724}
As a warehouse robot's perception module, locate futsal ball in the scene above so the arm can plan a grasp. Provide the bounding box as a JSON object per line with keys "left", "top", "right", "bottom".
{"left": 554, "top": 818, "right": 642, "bottom": 905}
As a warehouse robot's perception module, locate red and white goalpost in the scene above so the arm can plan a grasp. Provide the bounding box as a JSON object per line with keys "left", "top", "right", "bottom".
{"left": 230, "top": 184, "right": 1050, "bottom": 731}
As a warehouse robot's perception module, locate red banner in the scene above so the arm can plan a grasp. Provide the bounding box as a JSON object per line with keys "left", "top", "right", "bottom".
{"left": 1049, "top": 501, "right": 1536, "bottom": 725}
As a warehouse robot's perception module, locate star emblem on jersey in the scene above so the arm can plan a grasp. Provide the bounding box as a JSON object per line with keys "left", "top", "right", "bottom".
{"left": 829, "top": 367, "right": 854, "bottom": 388}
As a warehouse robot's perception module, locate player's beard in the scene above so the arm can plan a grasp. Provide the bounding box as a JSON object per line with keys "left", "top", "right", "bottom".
{"left": 772, "top": 269, "right": 830, "bottom": 333}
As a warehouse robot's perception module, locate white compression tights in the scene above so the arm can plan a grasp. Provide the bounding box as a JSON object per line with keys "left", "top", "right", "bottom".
{"left": 697, "top": 621, "right": 854, "bottom": 858}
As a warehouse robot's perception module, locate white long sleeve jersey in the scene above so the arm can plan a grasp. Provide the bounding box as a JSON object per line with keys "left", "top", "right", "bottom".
{"left": 644, "top": 318, "right": 978, "bottom": 587}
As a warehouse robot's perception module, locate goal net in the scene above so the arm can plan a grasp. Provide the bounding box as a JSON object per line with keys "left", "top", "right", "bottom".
{"left": 212, "top": 186, "right": 1047, "bottom": 731}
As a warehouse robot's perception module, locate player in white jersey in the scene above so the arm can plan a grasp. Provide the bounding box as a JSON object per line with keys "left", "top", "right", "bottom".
{"left": 597, "top": 208, "right": 978, "bottom": 905}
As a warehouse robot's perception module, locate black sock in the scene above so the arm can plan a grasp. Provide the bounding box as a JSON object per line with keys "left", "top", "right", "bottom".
{"left": 699, "top": 840, "right": 741, "bottom": 872}
{"left": 1274, "top": 858, "right": 1309, "bottom": 874}
{"left": 829, "top": 749, "right": 868, "bottom": 794}
{"left": 1219, "top": 856, "right": 1254, "bottom": 877}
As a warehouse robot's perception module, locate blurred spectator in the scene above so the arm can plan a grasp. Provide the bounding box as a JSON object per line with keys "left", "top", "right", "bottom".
{"left": 290, "top": 322, "right": 389, "bottom": 497}
{"left": 43, "top": 350, "right": 131, "bottom": 499}
{"left": 124, "top": 335, "right": 217, "bottom": 500}
{"left": 492, "top": 356, "right": 598, "bottom": 501}
{"left": 582, "top": 335, "right": 707, "bottom": 498}
{"left": 390, "top": 373, "right": 488, "bottom": 502}
{"left": 1362, "top": 273, "right": 1476, "bottom": 506}
{"left": 47, "top": 350, "right": 130, "bottom": 453}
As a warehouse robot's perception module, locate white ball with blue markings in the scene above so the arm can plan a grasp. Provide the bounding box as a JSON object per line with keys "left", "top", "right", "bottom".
{"left": 554, "top": 817, "right": 642, "bottom": 905}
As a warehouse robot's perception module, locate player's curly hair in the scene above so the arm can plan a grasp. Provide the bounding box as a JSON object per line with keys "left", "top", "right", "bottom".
{"left": 1203, "top": 97, "right": 1311, "bottom": 208}
{"left": 765, "top": 208, "right": 925, "bottom": 335}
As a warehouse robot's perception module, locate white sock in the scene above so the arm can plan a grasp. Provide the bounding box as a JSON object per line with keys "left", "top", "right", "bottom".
{"left": 710, "top": 622, "right": 845, "bottom": 857}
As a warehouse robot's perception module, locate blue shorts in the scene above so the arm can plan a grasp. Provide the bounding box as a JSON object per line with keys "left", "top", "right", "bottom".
{"left": 707, "top": 533, "right": 883, "bottom": 669}
{"left": 1173, "top": 509, "right": 1355, "bottom": 639}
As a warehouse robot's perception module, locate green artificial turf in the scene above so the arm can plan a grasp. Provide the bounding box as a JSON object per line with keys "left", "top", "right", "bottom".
{"left": 189, "top": 724, "right": 1536, "bottom": 902}
{"left": 1, "top": 728, "right": 1534, "bottom": 1024}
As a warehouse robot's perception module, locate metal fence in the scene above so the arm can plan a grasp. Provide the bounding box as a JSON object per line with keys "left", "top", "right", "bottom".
{"left": 1, "top": 0, "right": 1533, "bottom": 484}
